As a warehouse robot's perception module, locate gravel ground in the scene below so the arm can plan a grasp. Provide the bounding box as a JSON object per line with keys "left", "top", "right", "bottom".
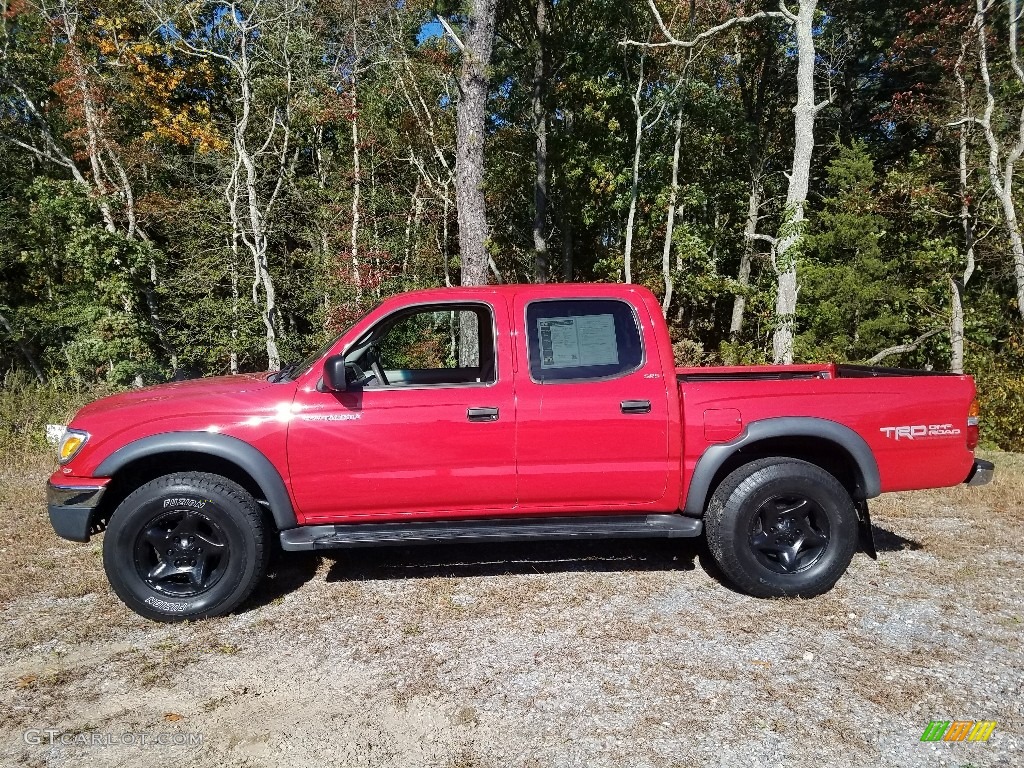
{"left": 2, "top": 451, "right": 1022, "bottom": 767}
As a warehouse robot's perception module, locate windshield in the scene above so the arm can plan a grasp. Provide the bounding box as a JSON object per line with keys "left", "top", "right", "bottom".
{"left": 279, "top": 305, "right": 378, "bottom": 381}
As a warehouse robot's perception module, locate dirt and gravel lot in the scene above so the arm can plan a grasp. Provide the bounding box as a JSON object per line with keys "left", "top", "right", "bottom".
{"left": 2, "top": 450, "right": 1022, "bottom": 767}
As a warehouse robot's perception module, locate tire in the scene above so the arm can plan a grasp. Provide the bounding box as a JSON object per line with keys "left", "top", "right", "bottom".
{"left": 102, "top": 472, "right": 270, "bottom": 622}
{"left": 705, "top": 458, "right": 858, "bottom": 598}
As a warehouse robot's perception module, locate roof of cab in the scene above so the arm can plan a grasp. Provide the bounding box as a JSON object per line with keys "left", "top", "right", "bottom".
{"left": 378, "top": 283, "right": 659, "bottom": 302}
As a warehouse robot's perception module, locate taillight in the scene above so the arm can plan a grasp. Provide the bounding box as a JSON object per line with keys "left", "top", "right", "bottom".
{"left": 967, "top": 398, "right": 980, "bottom": 450}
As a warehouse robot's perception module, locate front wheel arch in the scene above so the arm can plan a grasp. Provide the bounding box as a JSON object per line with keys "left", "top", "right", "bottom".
{"left": 92, "top": 432, "right": 297, "bottom": 533}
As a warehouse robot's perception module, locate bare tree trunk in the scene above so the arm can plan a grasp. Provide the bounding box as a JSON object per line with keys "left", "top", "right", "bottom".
{"left": 446, "top": 1, "right": 498, "bottom": 289}
{"left": 60, "top": 9, "right": 116, "bottom": 234}
{"left": 772, "top": 0, "right": 819, "bottom": 365}
{"left": 441, "top": 196, "right": 453, "bottom": 287}
{"left": 866, "top": 329, "right": 941, "bottom": 365}
{"left": 624, "top": 57, "right": 645, "bottom": 285}
{"left": 975, "top": 0, "right": 1024, "bottom": 321}
{"left": 403, "top": 178, "right": 421, "bottom": 275}
{"left": 623, "top": 45, "right": 665, "bottom": 285}
{"left": 441, "top": 2, "right": 498, "bottom": 364}
{"left": 532, "top": 0, "right": 550, "bottom": 282}
{"left": 0, "top": 309, "right": 46, "bottom": 383}
{"left": 230, "top": 257, "right": 239, "bottom": 375}
{"left": 952, "top": 44, "right": 977, "bottom": 375}
{"left": 729, "top": 176, "right": 763, "bottom": 353}
{"left": 661, "top": 102, "right": 684, "bottom": 314}
{"left": 560, "top": 112, "right": 575, "bottom": 282}
{"left": 561, "top": 203, "right": 574, "bottom": 281}
{"left": 236, "top": 66, "right": 282, "bottom": 370}
{"left": 350, "top": 90, "right": 363, "bottom": 302}
{"left": 311, "top": 125, "right": 332, "bottom": 312}
{"left": 950, "top": 277, "right": 965, "bottom": 373}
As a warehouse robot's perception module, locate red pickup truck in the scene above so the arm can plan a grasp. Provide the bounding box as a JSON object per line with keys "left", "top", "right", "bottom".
{"left": 47, "top": 284, "right": 993, "bottom": 621}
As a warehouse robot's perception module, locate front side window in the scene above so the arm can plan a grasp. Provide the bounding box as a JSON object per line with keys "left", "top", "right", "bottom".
{"left": 364, "top": 303, "right": 495, "bottom": 387}
{"left": 526, "top": 299, "right": 643, "bottom": 382}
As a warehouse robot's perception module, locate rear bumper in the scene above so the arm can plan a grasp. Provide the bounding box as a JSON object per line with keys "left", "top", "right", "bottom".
{"left": 964, "top": 459, "right": 995, "bottom": 487}
{"left": 47, "top": 481, "right": 108, "bottom": 542}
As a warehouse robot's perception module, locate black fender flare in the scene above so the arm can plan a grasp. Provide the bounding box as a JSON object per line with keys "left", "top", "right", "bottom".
{"left": 95, "top": 432, "right": 297, "bottom": 530}
{"left": 682, "top": 417, "right": 881, "bottom": 517}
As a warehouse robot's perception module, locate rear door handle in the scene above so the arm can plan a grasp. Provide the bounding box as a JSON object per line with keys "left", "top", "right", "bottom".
{"left": 467, "top": 407, "right": 499, "bottom": 422}
{"left": 621, "top": 399, "right": 651, "bottom": 415}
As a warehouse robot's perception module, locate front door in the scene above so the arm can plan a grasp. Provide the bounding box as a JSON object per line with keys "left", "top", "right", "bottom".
{"left": 287, "top": 299, "right": 516, "bottom": 522}
{"left": 512, "top": 295, "right": 672, "bottom": 509}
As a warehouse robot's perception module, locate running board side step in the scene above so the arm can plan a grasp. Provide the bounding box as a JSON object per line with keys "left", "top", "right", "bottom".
{"left": 279, "top": 514, "right": 703, "bottom": 551}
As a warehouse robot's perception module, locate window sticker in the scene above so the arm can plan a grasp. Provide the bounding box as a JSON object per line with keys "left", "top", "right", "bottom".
{"left": 537, "top": 314, "right": 619, "bottom": 369}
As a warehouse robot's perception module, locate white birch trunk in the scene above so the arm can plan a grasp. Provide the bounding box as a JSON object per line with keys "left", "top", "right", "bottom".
{"left": 349, "top": 17, "right": 363, "bottom": 302}
{"left": 975, "top": 0, "right": 1024, "bottom": 322}
{"left": 730, "top": 177, "right": 762, "bottom": 349}
{"left": 952, "top": 45, "right": 977, "bottom": 375}
{"left": 661, "top": 103, "right": 684, "bottom": 313}
{"left": 771, "top": 0, "right": 818, "bottom": 365}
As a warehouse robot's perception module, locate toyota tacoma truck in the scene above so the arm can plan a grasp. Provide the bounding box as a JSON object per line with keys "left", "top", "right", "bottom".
{"left": 46, "top": 284, "right": 994, "bottom": 621}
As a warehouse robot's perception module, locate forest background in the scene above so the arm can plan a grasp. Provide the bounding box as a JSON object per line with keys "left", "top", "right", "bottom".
{"left": 3, "top": 0, "right": 1024, "bottom": 450}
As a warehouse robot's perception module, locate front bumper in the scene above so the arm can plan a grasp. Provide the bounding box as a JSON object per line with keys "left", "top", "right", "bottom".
{"left": 964, "top": 459, "right": 995, "bottom": 487}
{"left": 47, "top": 481, "right": 108, "bottom": 542}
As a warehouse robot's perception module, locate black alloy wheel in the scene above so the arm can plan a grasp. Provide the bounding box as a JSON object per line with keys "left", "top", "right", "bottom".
{"left": 103, "top": 472, "right": 269, "bottom": 621}
{"left": 748, "top": 494, "right": 831, "bottom": 574}
{"left": 705, "top": 457, "right": 859, "bottom": 598}
{"left": 134, "top": 508, "right": 229, "bottom": 597}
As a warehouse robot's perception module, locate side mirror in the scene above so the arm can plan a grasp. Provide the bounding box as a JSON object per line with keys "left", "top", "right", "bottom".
{"left": 323, "top": 354, "right": 347, "bottom": 392}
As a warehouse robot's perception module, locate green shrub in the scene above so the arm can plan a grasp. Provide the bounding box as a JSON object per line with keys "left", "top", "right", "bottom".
{"left": 975, "top": 370, "right": 1024, "bottom": 452}
{"left": 0, "top": 372, "right": 114, "bottom": 457}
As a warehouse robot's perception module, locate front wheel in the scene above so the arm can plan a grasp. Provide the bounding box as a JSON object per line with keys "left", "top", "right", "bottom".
{"left": 103, "top": 472, "right": 269, "bottom": 621}
{"left": 705, "top": 458, "right": 859, "bottom": 598}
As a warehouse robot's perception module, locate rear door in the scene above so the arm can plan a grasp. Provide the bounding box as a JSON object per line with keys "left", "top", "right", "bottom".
{"left": 512, "top": 295, "right": 672, "bottom": 509}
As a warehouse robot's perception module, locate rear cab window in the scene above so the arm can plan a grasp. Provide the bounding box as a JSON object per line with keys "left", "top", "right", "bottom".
{"left": 525, "top": 299, "right": 644, "bottom": 383}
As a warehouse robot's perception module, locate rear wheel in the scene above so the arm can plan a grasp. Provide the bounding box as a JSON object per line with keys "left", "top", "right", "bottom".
{"left": 103, "top": 472, "right": 269, "bottom": 621}
{"left": 705, "top": 458, "right": 858, "bottom": 598}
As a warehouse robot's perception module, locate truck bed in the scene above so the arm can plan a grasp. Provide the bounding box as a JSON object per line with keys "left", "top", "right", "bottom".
{"left": 675, "top": 364, "right": 977, "bottom": 498}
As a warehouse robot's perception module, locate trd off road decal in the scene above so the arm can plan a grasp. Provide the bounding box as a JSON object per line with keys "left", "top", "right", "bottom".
{"left": 879, "top": 424, "right": 962, "bottom": 440}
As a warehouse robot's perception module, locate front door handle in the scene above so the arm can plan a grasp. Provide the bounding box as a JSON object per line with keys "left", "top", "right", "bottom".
{"left": 467, "top": 407, "right": 499, "bottom": 422}
{"left": 621, "top": 399, "right": 651, "bottom": 415}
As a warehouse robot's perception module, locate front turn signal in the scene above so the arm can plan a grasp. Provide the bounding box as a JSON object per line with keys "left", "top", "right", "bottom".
{"left": 58, "top": 429, "right": 89, "bottom": 464}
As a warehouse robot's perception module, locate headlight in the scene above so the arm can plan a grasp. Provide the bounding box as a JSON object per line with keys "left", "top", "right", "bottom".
{"left": 58, "top": 429, "right": 89, "bottom": 464}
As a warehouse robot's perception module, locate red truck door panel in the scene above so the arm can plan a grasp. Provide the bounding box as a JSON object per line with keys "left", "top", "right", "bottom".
{"left": 512, "top": 295, "right": 671, "bottom": 508}
{"left": 287, "top": 299, "right": 516, "bottom": 521}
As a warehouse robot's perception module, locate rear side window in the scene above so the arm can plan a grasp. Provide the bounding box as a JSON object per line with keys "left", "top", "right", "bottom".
{"left": 526, "top": 299, "right": 644, "bottom": 382}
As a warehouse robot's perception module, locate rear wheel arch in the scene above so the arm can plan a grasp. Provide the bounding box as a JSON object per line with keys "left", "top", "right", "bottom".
{"left": 92, "top": 433, "right": 297, "bottom": 533}
{"left": 683, "top": 417, "right": 880, "bottom": 517}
